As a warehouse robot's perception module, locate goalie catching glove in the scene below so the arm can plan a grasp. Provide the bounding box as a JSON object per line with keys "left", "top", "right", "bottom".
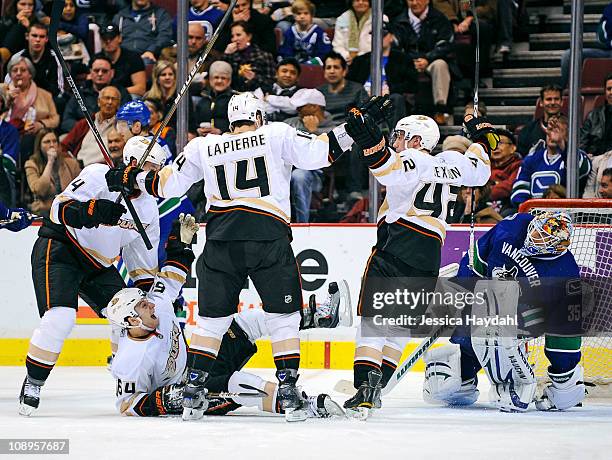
{"left": 463, "top": 114, "right": 500, "bottom": 154}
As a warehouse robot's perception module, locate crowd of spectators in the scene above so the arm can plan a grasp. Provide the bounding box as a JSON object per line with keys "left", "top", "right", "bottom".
{"left": 0, "top": 0, "right": 611, "bottom": 223}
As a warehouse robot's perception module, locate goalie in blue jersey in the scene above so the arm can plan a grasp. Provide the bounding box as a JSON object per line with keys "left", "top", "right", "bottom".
{"left": 423, "top": 211, "right": 586, "bottom": 412}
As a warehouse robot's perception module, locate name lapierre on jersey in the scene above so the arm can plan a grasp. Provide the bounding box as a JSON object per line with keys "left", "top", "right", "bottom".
{"left": 207, "top": 133, "right": 266, "bottom": 157}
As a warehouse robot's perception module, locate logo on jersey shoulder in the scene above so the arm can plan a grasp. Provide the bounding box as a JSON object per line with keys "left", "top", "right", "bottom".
{"left": 566, "top": 279, "right": 582, "bottom": 296}
{"left": 492, "top": 264, "right": 519, "bottom": 280}
{"left": 284, "top": 295, "right": 292, "bottom": 304}
{"left": 116, "top": 218, "right": 150, "bottom": 231}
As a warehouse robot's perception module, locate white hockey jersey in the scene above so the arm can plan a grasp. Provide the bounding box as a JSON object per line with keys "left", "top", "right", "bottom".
{"left": 111, "top": 262, "right": 189, "bottom": 415}
{"left": 370, "top": 143, "right": 491, "bottom": 271}
{"left": 136, "top": 122, "right": 351, "bottom": 240}
{"left": 47, "top": 163, "right": 159, "bottom": 284}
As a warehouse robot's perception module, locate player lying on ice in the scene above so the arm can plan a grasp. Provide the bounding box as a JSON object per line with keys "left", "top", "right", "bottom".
{"left": 107, "top": 214, "right": 347, "bottom": 419}
{"left": 423, "top": 211, "right": 586, "bottom": 412}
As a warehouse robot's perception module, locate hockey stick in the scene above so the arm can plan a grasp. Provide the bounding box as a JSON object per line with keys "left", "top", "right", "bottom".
{"left": 49, "top": 0, "right": 153, "bottom": 250}
{"left": 131, "top": 0, "right": 237, "bottom": 171}
{"left": 333, "top": 264, "right": 460, "bottom": 396}
{"left": 466, "top": 0, "right": 480, "bottom": 270}
{"left": 208, "top": 383, "right": 268, "bottom": 399}
{"left": 0, "top": 211, "right": 41, "bottom": 225}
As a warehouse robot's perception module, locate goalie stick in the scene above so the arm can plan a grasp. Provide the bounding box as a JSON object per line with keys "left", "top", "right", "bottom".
{"left": 49, "top": 0, "right": 153, "bottom": 250}
{"left": 128, "top": 0, "right": 238, "bottom": 172}
{"left": 333, "top": 264, "right": 459, "bottom": 396}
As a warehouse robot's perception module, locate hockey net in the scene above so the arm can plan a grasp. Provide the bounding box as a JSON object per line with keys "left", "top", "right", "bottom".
{"left": 519, "top": 199, "right": 612, "bottom": 396}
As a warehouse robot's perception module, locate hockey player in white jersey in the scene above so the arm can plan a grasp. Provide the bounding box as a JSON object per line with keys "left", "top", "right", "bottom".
{"left": 105, "top": 92, "right": 355, "bottom": 421}
{"left": 109, "top": 214, "right": 345, "bottom": 418}
{"left": 341, "top": 105, "right": 499, "bottom": 418}
{"left": 19, "top": 136, "right": 166, "bottom": 416}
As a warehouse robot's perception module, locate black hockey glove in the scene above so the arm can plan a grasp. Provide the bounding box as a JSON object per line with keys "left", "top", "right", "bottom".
{"left": 105, "top": 165, "right": 142, "bottom": 195}
{"left": 80, "top": 199, "right": 125, "bottom": 228}
{"left": 463, "top": 114, "right": 500, "bottom": 154}
{"left": 359, "top": 95, "right": 394, "bottom": 125}
{"left": 135, "top": 384, "right": 184, "bottom": 416}
{"left": 345, "top": 108, "right": 387, "bottom": 155}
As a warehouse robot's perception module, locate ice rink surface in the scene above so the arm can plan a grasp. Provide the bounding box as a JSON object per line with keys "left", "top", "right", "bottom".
{"left": 1, "top": 367, "right": 612, "bottom": 460}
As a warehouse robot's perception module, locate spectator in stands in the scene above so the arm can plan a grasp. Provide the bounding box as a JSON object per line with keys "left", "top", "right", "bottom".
{"left": 346, "top": 20, "right": 414, "bottom": 125}
{"left": 53, "top": 0, "right": 89, "bottom": 63}
{"left": 598, "top": 168, "right": 612, "bottom": 199}
{"left": 517, "top": 84, "right": 562, "bottom": 156}
{"left": 496, "top": 0, "right": 515, "bottom": 55}
{"left": 333, "top": 0, "right": 376, "bottom": 65}
{"left": 0, "top": 0, "right": 38, "bottom": 63}
{"left": 451, "top": 184, "right": 502, "bottom": 224}
{"left": 107, "top": 127, "right": 127, "bottom": 166}
{"left": 264, "top": 57, "right": 301, "bottom": 122}
{"left": 542, "top": 184, "right": 566, "bottom": 199}
{"left": 278, "top": 0, "right": 332, "bottom": 64}
{"left": 175, "top": 0, "right": 225, "bottom": 36}
{"left": 311, "top": 0, "right": 347, "bottom": 29}
{"left": 61, "top": 86, "right": 121, "bottom": 167}
{"left": 583, "top": 150, "right": 612, "bottom": 198}
{"left": 284, "top": 88, "right": 336, "bottom": 222}
{"left": 112, "top": 0, "right": 174, "bottom": 63}
{"left": 391, "top": 0, "right": 455, "bottom": 125}
{"left": 0, "top": 86, "right": 20, "bottom": 206}
{"left": 98, "top": 24, "right": 147, "bottom": 97}
{"left": 24, "top": 128, "right": 80, "bottom": 217}
{"left": 434, "top": 0, "right": 495, "bottom": 80}
{"left": 560, "top": 2, "right": 612, "bottom": 88}
{"left": 511, "top": 115, "right": 591, "bottom": 206}
{"left": 4, "top": 55, "right": 59, "bottom": 137}
{"left": 61, "top": 55, "right": 130, "bottom": 133}
{"left": 218, "top": 0, "right": 277, "bottom": 56}
{"left": 193, "top": 61, "right": 236, "bottom": 136}
{"left": 317, "top": 51, "right": 368, "bottom": 125}
{"left": 580, "top": 74, "right": 612, "bottom": 157}
{"left": 144, "top": 98, "right": 177, "bottom": 156}
{"left": 6, "top": 23, "right": 65, "bottom": 104}
{"left": 223, "top": 21, "right": 276, "bottom": 93}
{"left": 488, "top": 128, "right": 521, "bottom": 215}
{"left": 144, "top": 60, "right": 195, "bottom": 131}
{"left": 185, "top": 22, "right": 223, "bottom": 95}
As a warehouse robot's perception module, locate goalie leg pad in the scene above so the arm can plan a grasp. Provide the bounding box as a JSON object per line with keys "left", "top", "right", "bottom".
{"left": 536, "top": 365, "right": 585, "bottom": 411}
{"left": 423, "top": 344, "right": 465, "bottom": 404}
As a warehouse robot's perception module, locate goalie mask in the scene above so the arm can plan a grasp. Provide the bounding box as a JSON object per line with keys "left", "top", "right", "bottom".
{"left": 390, "top": 115, "right": 440, "bottom": 153}
{"left": 106, "top": 288, "right": 150, "bottom": 330}
{"left": 228, "top": 92, "right": 265, "bottom": 129}
{"left": 123, "top": 135, "right": 167, "bottom": 167}
{"left": 522, "top": 211, "right": 573, "bottom": 257}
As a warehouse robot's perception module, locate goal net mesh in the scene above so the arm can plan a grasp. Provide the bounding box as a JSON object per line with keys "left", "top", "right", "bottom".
{"left": 519, "top": 199, "right": 612, "bottom": 395}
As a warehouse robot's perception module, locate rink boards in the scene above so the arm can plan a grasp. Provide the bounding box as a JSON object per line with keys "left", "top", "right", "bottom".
{"left": 0, "top": 223, "right": 488, "bottom": 368}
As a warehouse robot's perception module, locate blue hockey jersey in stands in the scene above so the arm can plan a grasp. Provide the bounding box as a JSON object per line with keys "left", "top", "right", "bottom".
{"left": 510, "top": 139, "right": 591, "bottom": 205}
{"left": 279, "top": 24, "right": 332, "bottom": 63}
{"left": 173, "top": 5, "right": 225, "bottom": 38}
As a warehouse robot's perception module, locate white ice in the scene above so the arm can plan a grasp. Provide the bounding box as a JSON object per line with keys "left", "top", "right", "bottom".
{"left": 1, "top": 367, "right": 611, "bottom": 460}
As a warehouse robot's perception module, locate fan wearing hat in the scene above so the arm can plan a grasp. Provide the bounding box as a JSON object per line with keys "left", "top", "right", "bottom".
{"left": 97, "top": 23, "right": 147, "bottom": 97}
{"left": 286, "top": 88, "right": 336, "bottom": 223}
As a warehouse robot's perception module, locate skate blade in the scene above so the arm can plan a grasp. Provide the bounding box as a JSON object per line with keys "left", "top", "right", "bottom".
{"left": 182, "top": 407, "right": 204, "bottom": 421}
{"left": 323, "top": 397, "right": 346, "bottom": 417}
{"left": 18, "top": 402, "right": 35, "bottom": 416}
{"left": 345, "top": 406, "right": 370, "bottom": 420}
{"left": 285, "top": 408, "right": 308, "bottom": 422}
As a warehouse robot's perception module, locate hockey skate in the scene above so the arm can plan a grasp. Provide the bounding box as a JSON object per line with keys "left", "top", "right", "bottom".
{"left": 182, "top": 369, "right": 209, "bottom": 421}
{"left": 19, "top": 377, "right": 42, "bottom": 416}
{"left": 305, "top": 392, "right": 346, "bottom": 418}
{"left": 276, "top": 369, "right": 308, "bottom": 422}
{"left": 343, "top": 369, "right": 382, "bottom": 420}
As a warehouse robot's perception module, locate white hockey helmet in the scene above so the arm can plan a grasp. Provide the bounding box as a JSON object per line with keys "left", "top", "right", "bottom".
{"left": 391, "top": 115, "right": 440, "bottom": 152}
{"left": 228, "top": 92, "right": 265, "bottom": 129}
{"left": 106, "top": 288, "right": 147, "bottom": 329}
{"left": 123, "top": 135, "right": 167, "bottom": 167}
